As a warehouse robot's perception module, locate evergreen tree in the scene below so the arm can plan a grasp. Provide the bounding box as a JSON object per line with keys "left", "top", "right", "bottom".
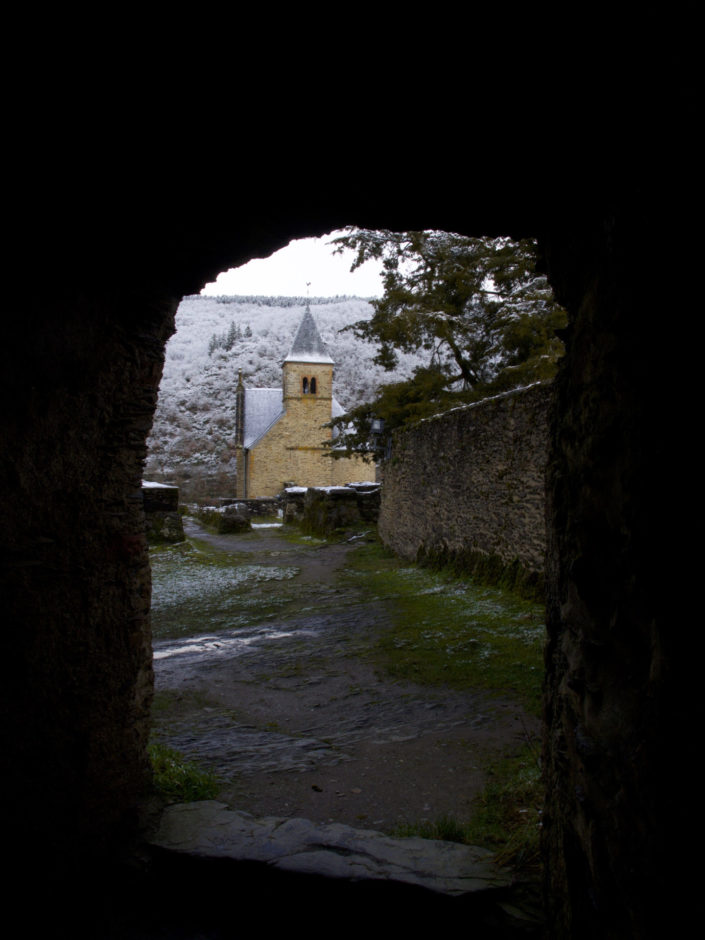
{"left": 224, "top": 320, "right": 240, "bottom": 350}
{"left": 329, "top": 229, "right": 566, "bottom": 459}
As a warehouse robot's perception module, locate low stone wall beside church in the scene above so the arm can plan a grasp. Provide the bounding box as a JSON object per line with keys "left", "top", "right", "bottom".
{"left": 378, "top": 383, "right": 552, "bottom": 598}
{"left": 143, "top": 481, "right": 185, "bottom": 543}
{"left": 285, "top": 482, "right": 381, "bottom": 534}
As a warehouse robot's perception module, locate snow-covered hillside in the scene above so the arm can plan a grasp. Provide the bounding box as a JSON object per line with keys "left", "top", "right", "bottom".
{"left": 144, "top": 295, "right": 424, "bottom": 499}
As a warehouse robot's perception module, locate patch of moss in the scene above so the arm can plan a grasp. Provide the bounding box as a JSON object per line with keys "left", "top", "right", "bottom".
{"left": 416, "top": 545, "right": 544, "bottom": 603}
{"left": 344, "top": 537, "right": 545, "bottom": 716}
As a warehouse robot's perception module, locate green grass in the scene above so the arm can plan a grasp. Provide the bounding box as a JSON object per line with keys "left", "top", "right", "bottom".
{"left": 149, "top": 539, "right": 300, "bottom": 639}
{"left": 148, "top": 742, "right": 220, "bottom": 803}
{"left": 342, "top": 537, "right": 399, "bottom": 571}
{"left": 391, "top": 740, "right": 543, "bottom": 870}
{"left": 279, "top": 526, "right": 328, "bottom": 546}
{"left": 392, "top": 813, "right": 469, "bottom": 844}
{"left": 344, "top": 538, "right": 545, "bottom": 716}
{"left": 463, "top": 742, "right": 543, "bottom": 868}
{"left": 280, "top": 521, "right": 375, "bottom": 545}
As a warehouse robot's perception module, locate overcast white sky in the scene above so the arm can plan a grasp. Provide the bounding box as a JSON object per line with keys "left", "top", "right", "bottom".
{"left": 201, "top": 229, "right": 384, "bottom": 298}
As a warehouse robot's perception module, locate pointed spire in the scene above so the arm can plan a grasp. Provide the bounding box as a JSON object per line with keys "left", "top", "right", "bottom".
{"left": 284, "top": 304, "right": 334, "bottom": 364}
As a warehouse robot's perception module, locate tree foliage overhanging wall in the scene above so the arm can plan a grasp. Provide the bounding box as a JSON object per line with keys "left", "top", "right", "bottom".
{"left": 329, "top": 230, "right": 566, "bottom": 462}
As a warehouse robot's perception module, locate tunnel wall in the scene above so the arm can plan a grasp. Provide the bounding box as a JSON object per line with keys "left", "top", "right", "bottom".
{"left": 542, "top": 207, "right": 685, "bottom": 936}
{"left": 0, "top": 291, "right": 176, "bottom": 860}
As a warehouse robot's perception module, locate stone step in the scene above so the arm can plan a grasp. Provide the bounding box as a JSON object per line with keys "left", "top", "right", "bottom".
{"left": 152, "top": 801, "right": 510, "bottom": 897}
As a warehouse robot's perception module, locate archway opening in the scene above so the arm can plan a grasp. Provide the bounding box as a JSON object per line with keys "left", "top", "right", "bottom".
{"left": 144, "top": 228, "right": 561, "bottom": 859}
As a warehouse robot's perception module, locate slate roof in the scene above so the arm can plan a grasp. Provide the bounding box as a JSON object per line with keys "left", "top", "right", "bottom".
{"left": 243, "top": 388, "right": 284, "bottom": 448}
{"left": 330, "top": 397, "right": 347, "bottom": 444}
{"left": 331, "top": 398, "right": 345, "bottom": 421}
{"left": 283, "top": 305, "right": 334, "bottom": 365}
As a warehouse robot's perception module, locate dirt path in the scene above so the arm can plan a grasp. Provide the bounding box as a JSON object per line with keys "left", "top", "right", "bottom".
{"left": 151, "top": 520, "right": 538, "bottom": 832}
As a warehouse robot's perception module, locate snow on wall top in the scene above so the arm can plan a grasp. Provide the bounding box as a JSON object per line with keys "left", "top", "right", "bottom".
{"left": 283, "top": 305, "right": 334, "bottom": 365}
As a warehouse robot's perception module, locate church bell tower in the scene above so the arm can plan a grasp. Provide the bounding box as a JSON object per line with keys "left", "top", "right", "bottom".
{"left": 282, "top": 305, "right": 334, "bottom": 448}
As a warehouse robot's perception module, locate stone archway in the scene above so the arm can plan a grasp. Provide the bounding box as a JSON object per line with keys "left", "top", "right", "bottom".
{"left": 2, "top": 173, "right": 683, "bottom": 935}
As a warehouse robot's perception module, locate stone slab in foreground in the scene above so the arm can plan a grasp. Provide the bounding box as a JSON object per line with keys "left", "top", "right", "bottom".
{"left": 152, "top": 801, "right": 511, "bottom": 896}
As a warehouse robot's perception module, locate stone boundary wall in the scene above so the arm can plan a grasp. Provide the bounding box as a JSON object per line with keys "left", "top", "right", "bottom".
{"left": 284, "top": 483, "right": 381, "bottom": 534}
{"left": 378, "top": 383, "right": 552, "bottom": 597}
{"left": 142, "top": 482, "right": 185, "bottom": 543}
{"left": 192, "top": 504, "right": 252, "bottom": 533}
{"left": 219, "top": 497, "right": 281, "bottom": 517}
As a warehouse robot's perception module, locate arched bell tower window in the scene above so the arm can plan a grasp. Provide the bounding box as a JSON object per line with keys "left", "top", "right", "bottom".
{"left": 302, "top": 377, "right": 309, "bottom": 394}
{"left": 302, "top": 376, "right": 317, "bottom": 395}
{"left": 310, "top": 377, "right": 317, "bottom": 394}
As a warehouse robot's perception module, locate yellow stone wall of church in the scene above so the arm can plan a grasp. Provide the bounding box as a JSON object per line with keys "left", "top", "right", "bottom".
{"left": 246, "top": 413, "right": 372, "bottom": 497}
{"left": 329, "top": 451, "right": 373, "bottom": 485}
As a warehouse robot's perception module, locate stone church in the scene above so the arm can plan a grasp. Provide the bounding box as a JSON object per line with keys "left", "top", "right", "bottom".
{"left": 234, "top": 306, "right": 369, "bottom": 497}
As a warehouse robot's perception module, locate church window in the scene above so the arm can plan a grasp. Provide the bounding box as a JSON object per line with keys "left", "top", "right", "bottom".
{"left": 302, "top": 377, "right": 309, "bottom": 394}
{"left": 310, "top": 377, "right": 317, "bottom": 394}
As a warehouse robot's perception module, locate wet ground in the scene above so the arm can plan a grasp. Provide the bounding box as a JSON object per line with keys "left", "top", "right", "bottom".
{"left": 151, "top": 519, "right": 539, "bottom": 832}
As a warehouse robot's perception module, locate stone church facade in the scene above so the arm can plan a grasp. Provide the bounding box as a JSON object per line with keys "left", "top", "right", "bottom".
{"left": 234, "top": 306, "right": 369, "bottom": 498}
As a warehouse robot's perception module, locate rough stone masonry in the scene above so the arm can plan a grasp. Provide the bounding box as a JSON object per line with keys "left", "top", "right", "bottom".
{"left": 378, "top": 382, "right": 552, "bottom": 596}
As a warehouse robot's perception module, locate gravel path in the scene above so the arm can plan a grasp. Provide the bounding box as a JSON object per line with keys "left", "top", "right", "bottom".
{"left": 151, "top": 520, "right": 538, "bottom": 832}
